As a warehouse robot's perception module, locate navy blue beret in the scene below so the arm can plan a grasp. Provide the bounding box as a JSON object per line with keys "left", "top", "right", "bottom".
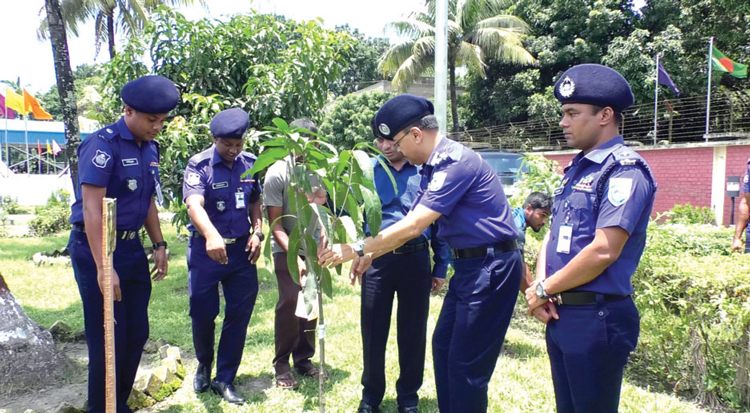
{"left": 210, "top": 108, "right": 249, "bottom": 139}
{"left": 121, "top": 75, "right": 179, "bottom": 114}
{"left": 554, "top": 64, "right": 634, "bottom": 112}
{"left": 372, "top": 94, "right": 434, "bottom": 140}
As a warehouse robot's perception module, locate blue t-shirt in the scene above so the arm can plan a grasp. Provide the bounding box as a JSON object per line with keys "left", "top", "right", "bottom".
{"left": 512, "top": 206, "right": 527, "bottom": 254}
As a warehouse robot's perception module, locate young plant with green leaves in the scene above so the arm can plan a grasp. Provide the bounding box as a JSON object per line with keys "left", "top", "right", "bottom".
{"left": 245, "top": 119, "right": 395, "bottom": 412}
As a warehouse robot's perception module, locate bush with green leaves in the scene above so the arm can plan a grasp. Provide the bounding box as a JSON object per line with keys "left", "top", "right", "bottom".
{"left": 662, "top": 203, "right": 716, "bottom": 225}
{"left": 319, "top": 91, "right": 396, "bottom": 151}
{"left": 28, "top": 190, "right": 72, "bottom": 237}
{"left": 0, "top": 195, "right": 23, "bottom": 215}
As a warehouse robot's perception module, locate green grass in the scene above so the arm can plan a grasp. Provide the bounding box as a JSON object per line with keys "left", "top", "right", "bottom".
{"left": 0, "top": 227, "right": 709, "bottom": 413}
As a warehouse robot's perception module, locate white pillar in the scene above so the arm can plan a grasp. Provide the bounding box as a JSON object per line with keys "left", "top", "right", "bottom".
{"left": 711, "top": 146, "right": 727, "bottom": 225}
{"left": 434, "top": 0, "right": 448, "bottom": 135}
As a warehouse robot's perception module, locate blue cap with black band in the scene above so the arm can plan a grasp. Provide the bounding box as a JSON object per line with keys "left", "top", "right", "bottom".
{"left": 372, "top": 94, "right": 434, "bottom": 140}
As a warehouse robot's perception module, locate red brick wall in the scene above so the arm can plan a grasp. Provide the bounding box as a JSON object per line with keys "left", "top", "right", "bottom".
{"left": 541, "top": 145, "right": 750, "bottom": 223}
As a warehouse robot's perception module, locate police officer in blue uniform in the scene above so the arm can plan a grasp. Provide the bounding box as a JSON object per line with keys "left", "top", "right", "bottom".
{"left": 731, "top": 159, "right": 750, "bottom": 253}
{"left": 68, "top": 75, "right": 178, "bottom": 413}
{"left": 183, "top": 108, "right": 263, "bottom": 404}
{"left": 353, "top": 136, "right": 451, "bottom": 413}
{"left": 524, "top": 64, "right": 657, "bottom": 413}
{"left": 319, "top": 94, "right": 523, "bottom": 413}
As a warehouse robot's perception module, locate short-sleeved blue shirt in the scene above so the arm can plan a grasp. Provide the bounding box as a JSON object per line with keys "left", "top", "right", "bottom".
{"left": 545, "top": 136, "right": 656, "bottom": 295}
{"left": 414, "top": 137, "right": 519, "bottom": 249}
{"left": 369, "top": 156, "right": 451, "bottom": 278}
{"left": 182, "top": 145, "right": 261, "bottom": 238}
{"left": 70, "top": 117, "right": 161, "bottom": 230}
{"left": 512, "top": 206, "right": 527, "bottom": 253}
{"left": 742, "top": 159, "right": 750, "bottom": 193}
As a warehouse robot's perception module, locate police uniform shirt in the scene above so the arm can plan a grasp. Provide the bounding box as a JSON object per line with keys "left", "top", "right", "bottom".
{"left": 370, "top": 155, "right": 450, "bottom": 278}
{"left": 414, "top": 137, "right": 519, "bottom": 249}
{"left": 182, "top": 145, "right": 261, "bottom": 238}
{"left": 70, "top": 117, "right": 161, "bottom": 230}
{"left": 742, "top": 159, "right": 750, "bottom": 193}
{"left": 545, "top": 136, "right": 656, "bottom": 295}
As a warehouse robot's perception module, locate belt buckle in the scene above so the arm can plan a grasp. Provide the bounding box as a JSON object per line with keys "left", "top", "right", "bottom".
{"left": 553, "top": 293, "right": 563, "bottom": 305}
{"left": 128, "top": 231, "right": 137, "bottom": 241}
{"left": 224, "top": 238, "right": 237, "bottom": 244}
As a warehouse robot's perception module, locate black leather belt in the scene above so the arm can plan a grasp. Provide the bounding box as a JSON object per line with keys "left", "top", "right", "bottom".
{"left": 554, "top": 291, "right": 630, "bottom": 306}
{"left": 73, "top": 224, "right": 139, "bottom": 241}
{"left": 393, "top": 241, "right": 428, "bottom": 255}
{"left": 191, "top": 232, "right": 245, "bottom": 245}
{"left": 451, "top": 239, "right": 518, "bottom": 260}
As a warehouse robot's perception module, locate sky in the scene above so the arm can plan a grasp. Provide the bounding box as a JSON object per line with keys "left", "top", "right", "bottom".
{"left": 0, "top": 0, "right": 424, "bottom": 94}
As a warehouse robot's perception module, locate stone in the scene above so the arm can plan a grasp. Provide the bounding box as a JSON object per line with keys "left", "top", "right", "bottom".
{"left": 158, "top": 344, "right": 169, "bottom": 359}
{"left": 134, "top": 371, "right": 164, "bottom": 396}
{"left": 55, "top": 403, "right": 81, "bottom": 413}
{"left": 152, "top": 364, "right": 175, "bottom": 385}
{"left": 49, "top": 321, "right": 72, "bottom": 342}
{"left": 142, "top": 339, "right": 158, "bottom": 353}
{"left": 165, "top": 346, "right": 182, "bottom": 363}
{"left": 126, "top": 388, "right": 155, "bottom": 410}
{"left": 161, "top": 356, "right": 180, "bottom": 377}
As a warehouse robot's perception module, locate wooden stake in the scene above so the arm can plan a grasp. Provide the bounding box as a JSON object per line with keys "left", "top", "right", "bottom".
{"left": 102, "top": 198, "right": 117, "bottom": 413}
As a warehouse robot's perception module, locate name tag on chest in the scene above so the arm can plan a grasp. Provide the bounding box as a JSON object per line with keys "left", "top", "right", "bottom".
{"left": 122, "top": 158, "right": 139, "bottom": 166}
{"left": 212, "top": 182, "right": 229, "bottom": 190}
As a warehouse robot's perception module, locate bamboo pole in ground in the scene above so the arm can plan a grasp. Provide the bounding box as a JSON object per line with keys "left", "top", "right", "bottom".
{"left": 102, "top": 198, "right": 117, "bottom": 413}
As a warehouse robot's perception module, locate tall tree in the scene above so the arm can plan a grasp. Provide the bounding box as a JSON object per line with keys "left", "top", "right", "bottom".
{"left": 380, "top": 0, "right": 535, "bottom": 132}
{"left": 329, "top": 26, "right": 391, "bottom": 97}
{"left": 45, "top": 0, "right": 80, "bottom": 195}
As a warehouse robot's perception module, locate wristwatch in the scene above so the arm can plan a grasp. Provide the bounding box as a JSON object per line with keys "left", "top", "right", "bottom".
{"left": 353, "top": 240, "right": 365, "bottom": 257}
{"left": 536, "top": 281, "right": 551, "bottom": 300}
{"left": 152, "top": 241, "right": 168, "bottom": 250}
{"left": 253, "top": 232, "right": 265, "bottom": 242}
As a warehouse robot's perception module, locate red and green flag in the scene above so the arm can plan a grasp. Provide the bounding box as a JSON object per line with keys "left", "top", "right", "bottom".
{"left": 711, "top": 46, "right": 747, "bottom": 78}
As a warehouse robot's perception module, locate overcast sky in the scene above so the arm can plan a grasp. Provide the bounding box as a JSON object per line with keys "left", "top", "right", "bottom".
{"left": 0, "top": 0, "right": 424, "bottom": 94}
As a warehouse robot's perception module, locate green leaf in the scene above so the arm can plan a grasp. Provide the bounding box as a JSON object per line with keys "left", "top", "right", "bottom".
{"left": 272, "top": 117, "right": 289, "bottom": 130}
{"left": 337, "top": 216, "right": 358, "bottom": 242}
{"left": 352, "top": 149, "right": 374, "bottom": 183}
{"left": 359, "top": 185, "right": 382, "bottom": 236}
{"left": 335, "top": 150, "right": 351, "bottom": 177}
{"left": 286, "top": 230, "right": 301, "bottom": 284}
{"left": 374, "top": 155, "right": 398, "bottom": 195}
{"left": 245, "top": 147, "right": 289, "bottom": 178}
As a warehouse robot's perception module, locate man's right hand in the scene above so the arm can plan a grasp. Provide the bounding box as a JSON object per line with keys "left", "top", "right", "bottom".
{"left": 98, "top": 268, "right": 122, "bottom": 302}
{"left": 732, "top": 237, "right": 744, "bottom": 251}
{"left": 531, "top": 301, "right": 559, "bottom": 324}
{"left": 206, "top": 233, "right": 228, "bottom": 264}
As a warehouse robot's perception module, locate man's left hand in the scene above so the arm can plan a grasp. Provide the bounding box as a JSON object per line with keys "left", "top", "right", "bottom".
{"left": 151, "top": 247, "right": 168, "bottom": 281}
{"left": 318, "top": 243, "right": 355, "bottom": 267}
{"left": 246, "top": 234, "right": 262, "bottom": 264}
{"left": 431, "top": 277, "right": 445, "bottom": 292}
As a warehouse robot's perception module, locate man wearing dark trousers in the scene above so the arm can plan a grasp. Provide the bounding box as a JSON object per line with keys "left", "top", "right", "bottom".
{"left": 183, "top": 108, "right": 263, "bottom": 404}
{"left": 731, "top": 159, "right": 750, "bottom": 253}
{"left": 68, "top": 75, "right": 177, "bottom": 413}
{"left": 354, "top": 135, "right": 450, "bottom": 413}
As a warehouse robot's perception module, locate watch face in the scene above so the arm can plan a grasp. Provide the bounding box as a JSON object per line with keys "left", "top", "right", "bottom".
{"left": 536, "top": 283, "right": 545, "bottom": 298}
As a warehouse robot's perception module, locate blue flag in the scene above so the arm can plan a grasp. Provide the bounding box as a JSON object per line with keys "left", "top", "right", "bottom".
{"left": 657, "top": 62, "right": 680, "bottom": 96}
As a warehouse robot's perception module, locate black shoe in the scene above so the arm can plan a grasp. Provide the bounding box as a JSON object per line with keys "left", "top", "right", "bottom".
{"left": 357, "top": 401, "right": 379, "bottom": 413}
{"left": 398, "top": 406, "right": 419, "bottom": 413}
{"left": 193, "top": 364, "right": 210, "bottom": 393}
{"left": 210, "top": 380, "right": 245, "bottom": 405}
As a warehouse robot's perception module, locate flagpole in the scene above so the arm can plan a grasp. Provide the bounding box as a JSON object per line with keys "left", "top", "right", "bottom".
{"left": 705, "top": 36, "right": 714, "bottom": 141}
{"left": 24, "top": 114, "right": 29, "bottom": 176}
{"left": 653, "top": 53, "right": 660, "bottom": 146}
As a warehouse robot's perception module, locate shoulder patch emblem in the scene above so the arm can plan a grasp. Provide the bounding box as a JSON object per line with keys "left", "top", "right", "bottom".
{"left": 428, "top": 172, "right": 447, "bottom": 192}
{"left": 186, "top": 173, "right": 201, "bottom": 186}
{"left": 744, "top": 174, "right": 749, "bottom": 184}
{"left": 92, "top": 150, "right": 111, "bottom": 168}
{"left": 607, "top": 177, "right": 633, "bottom": 207}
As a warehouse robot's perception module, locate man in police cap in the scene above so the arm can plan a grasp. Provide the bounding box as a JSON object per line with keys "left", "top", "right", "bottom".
{"left": 524, "top": 64, "right": 657, "bottom": 413}
{"left": 183, "top": 108, "right": 263, "bottom": 404}
{"left": 352, "top": 130, "right": 451, "bottom": 413}
{"left": 319, "top": 94, "right": 522, "bottom": 413}
{"left": 68, "top": 75, "right": 178, "bottom": 412}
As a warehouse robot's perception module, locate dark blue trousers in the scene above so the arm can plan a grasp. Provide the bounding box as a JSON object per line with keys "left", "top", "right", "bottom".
{"left": 432, "top": 248, "right": 522, "bottom": 413}
{"left": 69, "top": 228, "right": 151, "bottom": 413}
{"left": 361, "top": 248, "right": 432, "bottom": 408}
{"left": 187, "top": 235, "right": 258, "bottom": 384}
{"left": 546, "top": 295, "right": 640, "bottom": 413}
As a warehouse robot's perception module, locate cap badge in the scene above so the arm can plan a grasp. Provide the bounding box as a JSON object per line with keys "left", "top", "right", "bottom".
{"left": 559, "top": 77, "right": 575, "bottom": 98}
{"left": 378, "top": 123, "right": 391, "bottom": 136}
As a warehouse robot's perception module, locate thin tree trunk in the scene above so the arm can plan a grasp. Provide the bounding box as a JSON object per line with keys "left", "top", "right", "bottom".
{"left": 316, "top": 277, "right": 326, "bottom": 413}
{"left": 45, "top": 0, "right": 80, "bottom": 197}
{"left": 449, "top": 60, "right": 459, "bottom": 133}
{"left": 107, "top": 11, "right": 116, "bottom": 59}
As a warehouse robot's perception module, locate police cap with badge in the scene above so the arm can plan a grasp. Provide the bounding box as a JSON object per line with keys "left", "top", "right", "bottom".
{"left": 554, "top": 64, "right": 634, "bottom": 112}
{"left": 121, "top": 75, "right": 179, "bottom": 114}
{"left": 372, "top": 94, "right": 434, "bottom": 140}
{"left": 210, "top": 108, "right": 250, "bottom": 139}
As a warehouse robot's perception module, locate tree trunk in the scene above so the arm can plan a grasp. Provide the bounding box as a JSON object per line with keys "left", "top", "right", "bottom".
{"left": 449, "top": 60, "right": 460, "bottom": 133}
{"left": 107, "top": 11, "right": 116, "bottom": 59}
{"left": 0, "top": 273, "right": 66, "bottom": 391}
{"left": 316, "top": 278, "right": 326, "bottom": 413}
{"left": 45, "top": 0, "right": 80, "bottom": 198}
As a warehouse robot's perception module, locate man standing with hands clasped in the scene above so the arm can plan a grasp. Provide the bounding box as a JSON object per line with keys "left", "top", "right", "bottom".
{"left": 319, "top": 94, "right": 522, "bottom": 413}
{"left": 68, "top": 75, "right": 177, "bottom": 413}
{"left": 183, "top": 108, "right": 263, "bottom": 404}
{"left": 525, "top": 64, "right": 657, "bottom": 413}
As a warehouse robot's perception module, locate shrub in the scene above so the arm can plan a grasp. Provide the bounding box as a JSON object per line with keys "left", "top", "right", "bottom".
{"left": 663, "top": 203, "right": 716, "bottom": 225}
{"left": 28, "top": 190, "right": 72, "bottom": 237}
{"left": 0, "top": 195, "right": 23, "bottom": 214}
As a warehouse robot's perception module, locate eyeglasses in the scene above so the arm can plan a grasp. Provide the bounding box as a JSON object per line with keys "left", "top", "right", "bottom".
{"left": 392, "top": 130, "right": 412, "bottom": 149}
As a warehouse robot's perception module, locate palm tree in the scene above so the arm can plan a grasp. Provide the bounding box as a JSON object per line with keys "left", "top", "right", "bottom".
{"left": 38, "top": 0, "right": 205, "bottom": 59}
{"left": 380, "top": 0, "right": 536, "bottom": 132}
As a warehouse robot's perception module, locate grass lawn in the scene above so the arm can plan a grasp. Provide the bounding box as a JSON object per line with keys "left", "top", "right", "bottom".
{"left": 0, "top": 225, "right": 709, "bottom": 413}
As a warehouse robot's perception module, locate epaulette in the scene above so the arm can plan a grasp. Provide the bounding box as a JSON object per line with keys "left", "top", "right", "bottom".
{"left": 97, "top": 124, "right": 118, "bottom": 142}
{"left": 612, "top": 146, "right": 637, "bottom": 161}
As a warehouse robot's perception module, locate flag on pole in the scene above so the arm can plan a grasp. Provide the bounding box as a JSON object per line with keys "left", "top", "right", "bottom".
{"left": 711, "top": 46, "right": 747, "bottom": 78}
{"left": 0, "top": 94, "right": 17, "bottom": 119}
{"left": 23, "top": 90, "right": 53, "bottom": 120}
{"left": 657, "top": 62, "right": 680, "bottom": 96}
{"left": 47, "top": 140, "right": 52, "bottom": 154}
{"left": 52, "top": 139, "right": 62, "bottom": 156}
{"left": 37, "top": 140, "right": 43, "bottom": 172}
{"left": 5, "top": 88, "right": 25, "bottom": 114}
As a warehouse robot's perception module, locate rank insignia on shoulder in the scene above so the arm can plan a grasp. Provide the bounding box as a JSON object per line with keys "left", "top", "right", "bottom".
{"left": 216, "top": 200, "right": 226, "bottom": 212}
{"left": 92, "top": 150, "right": 111, "bottom": 168}
{"left": 150, "top": 161, "right": 160, "bottom": 168}
{"left": 619, "top": 159, "right": 636, "bottom": 166}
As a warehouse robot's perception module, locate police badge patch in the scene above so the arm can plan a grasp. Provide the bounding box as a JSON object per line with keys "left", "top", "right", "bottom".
{"left": 429, "top": 172, "right": 447, "bottom": 191}
{"left": 607, "top": 178, "right": 633, "bottom": 207}
{"left": 216, "top": 200, "right": 226, "bottom": 212}
{"left": 127, "top": 178, "right": 138, "bottom": 192}
{"left": 92, "top": 150, "right": 111, "bottom": 168}
{"left": 186, "top": 173, "right": 201, "bottom": 186}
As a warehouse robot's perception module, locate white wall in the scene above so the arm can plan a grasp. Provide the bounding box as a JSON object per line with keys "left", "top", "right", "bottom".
{"left": 0, "top": 173, "right": 75, "bottom": 206}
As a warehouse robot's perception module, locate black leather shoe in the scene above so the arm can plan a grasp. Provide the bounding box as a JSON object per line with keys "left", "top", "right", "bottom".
{"left": 398, "top": 406, "right": 419, "bottom": 413}
{"left": 193, "top": 364, "right": 210, "bottom": 393}
{"left": 210, "top": 380, "right": 245, "bottom": 404}
{"left": 357, "top": 401, "right": 379, "bottom": 413}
